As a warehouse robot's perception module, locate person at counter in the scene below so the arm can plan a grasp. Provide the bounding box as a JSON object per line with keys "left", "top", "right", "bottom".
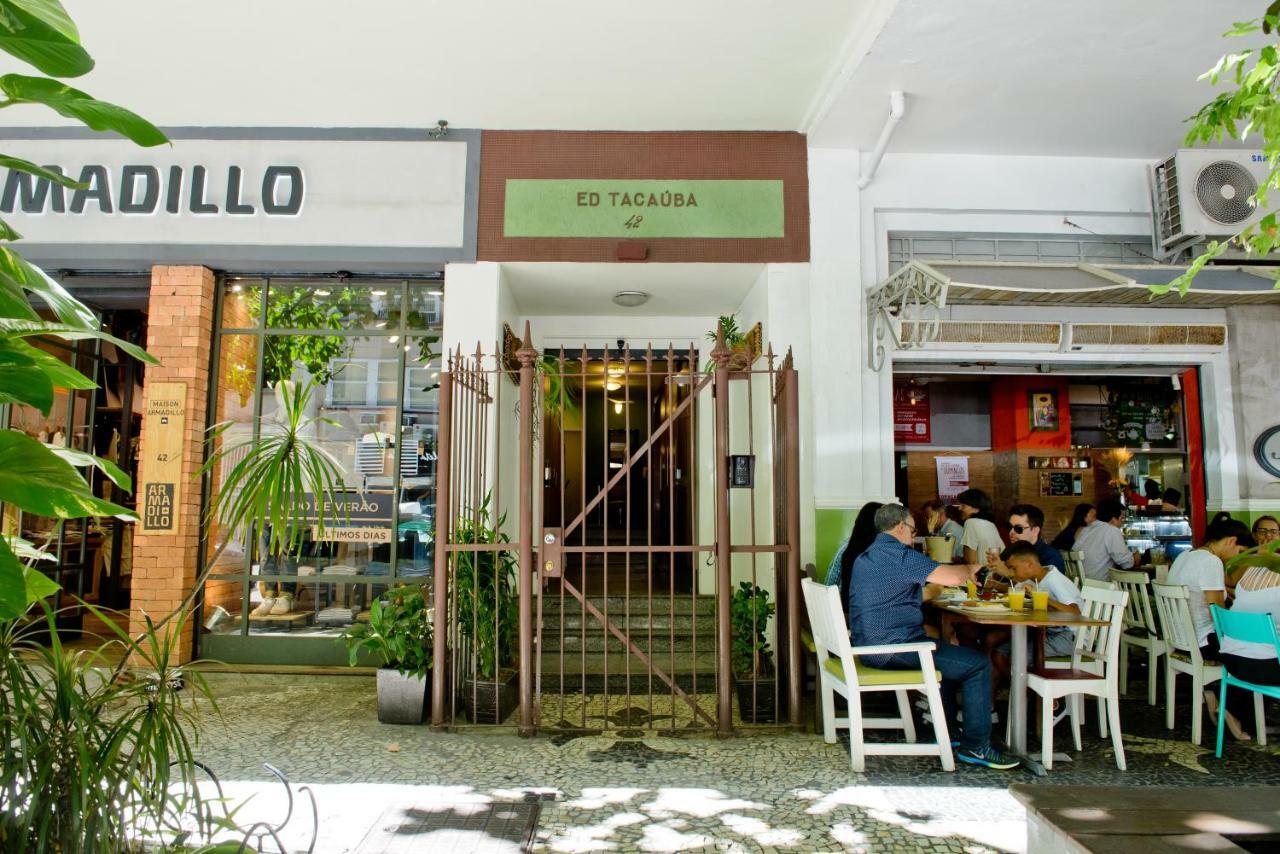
{"left": 1160, "top": 488, "right": 1183, "bottom": 514}
{"left": 1073, "top": 499, "right": 1136, "bottom": 582}
{"left": 1007, "top": 503, "right": 1064, "bottom": 572}
{"left": 1251, "top": 515, "right": 1279, "bottom": 547}
{"left": 1051, "top": 502, "right": 1095, "bottom": 551}
{"left": 954, "top": 488, "right": 1005, "bottom": 567}
{"left": 848, "top": 504, "right": 1018, "bottom": 770}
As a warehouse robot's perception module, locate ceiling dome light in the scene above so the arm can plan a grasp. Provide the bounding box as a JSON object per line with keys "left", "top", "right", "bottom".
{"left": 612, "top": 290, "right": 650, "bottom": 308}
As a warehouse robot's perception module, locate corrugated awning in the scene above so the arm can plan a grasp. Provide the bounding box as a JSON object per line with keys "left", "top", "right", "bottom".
{"left": 913, "top": 260, "right": 1280, "bottom": 307}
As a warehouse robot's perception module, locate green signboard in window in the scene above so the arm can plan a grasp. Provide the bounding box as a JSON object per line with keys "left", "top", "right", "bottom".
{"left": 502, "top": 179, "right": 785, "bottom": 239}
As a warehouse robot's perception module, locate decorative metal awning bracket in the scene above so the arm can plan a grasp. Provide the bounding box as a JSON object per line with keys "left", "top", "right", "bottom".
{"left": 866, "top": 261, "right": 949, "bottom": 371}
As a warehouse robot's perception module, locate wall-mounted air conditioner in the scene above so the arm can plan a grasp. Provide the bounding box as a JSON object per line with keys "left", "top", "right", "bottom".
{"left": 1150, "top": 149, "right": 1269, "bottom": 257}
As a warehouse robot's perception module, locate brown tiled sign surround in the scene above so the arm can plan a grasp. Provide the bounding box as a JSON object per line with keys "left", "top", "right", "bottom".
{"left": 477, "top": 131, "right": 809, "bottom": 263}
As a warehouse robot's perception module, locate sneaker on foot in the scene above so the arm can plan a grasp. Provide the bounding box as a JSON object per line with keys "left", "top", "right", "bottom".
{"left": 251, "top": 597, "right": 276, "bottom": 617}
{"left": 956, "top": 745, "right": 1020, "bottom": 770}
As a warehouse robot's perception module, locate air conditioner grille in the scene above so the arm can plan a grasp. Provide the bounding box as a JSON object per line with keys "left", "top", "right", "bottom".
{"left": 901, "top": 321, "right": 1060, "bottom": 345}
{"left": 1158, "top": 156, "right": 1181, "bottom": 238}
{"left": 1196, "top": 160, "right": 1257, "bottom": 225}
{"left": 1071, "top": 323, "right": 1226, "bottom": 347}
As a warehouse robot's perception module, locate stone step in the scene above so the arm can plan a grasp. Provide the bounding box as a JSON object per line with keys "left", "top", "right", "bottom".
{"left": 545, "top": 630, "right": 715, "bottom": 654}
{"left": 540, "top": 593, "right": 716, "bottom": 617}
{"left": 539, "top": 611, "right": 716, "bottom": 636}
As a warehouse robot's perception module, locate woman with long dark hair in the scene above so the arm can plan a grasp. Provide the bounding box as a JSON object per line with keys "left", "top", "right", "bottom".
{"left": 1051, "top": 502, "right": 1095, "bottom": 551}
{"left": 825, "top": 501, "right": 884, "bottom": 616}
{"left": 954, "top": 488, "right": 1003, "bottom": 566}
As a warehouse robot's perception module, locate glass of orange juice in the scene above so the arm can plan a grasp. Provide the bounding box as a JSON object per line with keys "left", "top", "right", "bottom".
{"left": 965, "top": 579, "right": 977, "bottom": 600}
{"left": 1031, "top": 590, "right": 1050, "bottom": 611}
{"left": 1007, "top": 589, "right": 1026, "bottom": 611}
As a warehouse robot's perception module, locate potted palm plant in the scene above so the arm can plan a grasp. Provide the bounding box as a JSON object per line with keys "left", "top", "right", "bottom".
{"left": 454, "top": 494, "right": 519, "bottom": 724}
{"left": 343, "top": 584, "right": 433, "bottom": 724}
{"left": 731, "top": 581, "right": 777, "bottom": 723}
{"left": 705, "top": 315, "right": 763, "bottom": 372}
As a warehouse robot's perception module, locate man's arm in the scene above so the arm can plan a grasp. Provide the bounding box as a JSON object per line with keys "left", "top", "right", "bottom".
{"left": 1106, "top": 527, "right": 1135, "bottom": 568}
{"left": 927, "top": 563, "right": 979, "bottom": 586}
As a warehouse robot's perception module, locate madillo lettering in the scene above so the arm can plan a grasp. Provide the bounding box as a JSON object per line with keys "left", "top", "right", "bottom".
{"left": 0, "top": 163, "right": 304, "bottom": 216}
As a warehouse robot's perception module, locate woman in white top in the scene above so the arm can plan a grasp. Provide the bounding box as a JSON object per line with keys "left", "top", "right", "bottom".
{"left": 954, "top": 488, "right": 1004, "bottom": 567}
{"left": 1216, "top": 565, "right": 1280, "bottom": 735}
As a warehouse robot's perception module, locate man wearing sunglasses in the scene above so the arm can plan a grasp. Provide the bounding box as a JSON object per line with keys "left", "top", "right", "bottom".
{"left": 1007, "top": 503, "right": 1064, "bottom": 573}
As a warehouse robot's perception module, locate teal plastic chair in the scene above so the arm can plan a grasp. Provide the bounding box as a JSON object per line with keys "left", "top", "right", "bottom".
{"left": 1209, "top": 605, "right": 1279, "bottom": 758}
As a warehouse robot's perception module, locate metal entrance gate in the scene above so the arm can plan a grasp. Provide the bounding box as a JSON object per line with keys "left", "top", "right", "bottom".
{"left": 431, "top": 325, "right": 801, "bottom": 735}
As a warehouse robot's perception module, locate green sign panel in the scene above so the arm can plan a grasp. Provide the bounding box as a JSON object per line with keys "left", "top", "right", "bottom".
{"left": 503, "top": 179, "right": 785, "bottom": 239}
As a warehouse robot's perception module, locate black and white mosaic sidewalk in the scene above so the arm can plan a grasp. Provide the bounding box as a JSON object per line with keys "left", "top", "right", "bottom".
{"left": 189, "top": 672, "right": 1279, "bottom": 853}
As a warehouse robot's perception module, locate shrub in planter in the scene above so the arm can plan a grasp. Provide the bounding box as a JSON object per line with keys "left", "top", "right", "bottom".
{"left": 731, "top": 581, "right": 777, "bottom": 723}
{"left": 343, "top": 585, "right": 433, "bottom": 724}
{"left": 454, "top": 495, "right": 519, "bottom": 724}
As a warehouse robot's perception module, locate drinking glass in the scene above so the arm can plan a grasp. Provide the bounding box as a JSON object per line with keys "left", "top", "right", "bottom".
{"left": 1031, "top": 590, "right": 1050, "bottom": 611}
{"left": 1007, "top": 589, "right": 1026, "bottom": 611}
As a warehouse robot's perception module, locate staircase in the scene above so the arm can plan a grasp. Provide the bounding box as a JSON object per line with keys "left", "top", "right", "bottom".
{"left": 538, "top": 593, "right": 719, "bottom": 693}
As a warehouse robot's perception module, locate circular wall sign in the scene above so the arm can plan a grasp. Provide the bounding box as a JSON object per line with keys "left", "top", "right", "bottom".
{"left": 1253, "top": 425, "right": 1280, "bottom": 478}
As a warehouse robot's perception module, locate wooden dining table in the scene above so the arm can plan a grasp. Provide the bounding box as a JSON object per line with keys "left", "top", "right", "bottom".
{"left": 929, "top": 599, "right": 1110, "bottom": 776}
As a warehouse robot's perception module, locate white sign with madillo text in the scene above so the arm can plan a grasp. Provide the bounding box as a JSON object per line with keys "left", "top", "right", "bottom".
{"left": 0, "top": 132, "right": 474, "bottom": 264}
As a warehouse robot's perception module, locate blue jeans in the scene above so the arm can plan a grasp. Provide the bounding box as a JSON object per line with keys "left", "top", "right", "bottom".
{"left": 877, "top": 639, "right": 994, "bottom": 753}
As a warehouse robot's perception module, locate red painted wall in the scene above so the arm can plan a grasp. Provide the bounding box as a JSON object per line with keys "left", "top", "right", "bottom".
{"left": 990, "top": 377, "right": 1073, "bottom": 452}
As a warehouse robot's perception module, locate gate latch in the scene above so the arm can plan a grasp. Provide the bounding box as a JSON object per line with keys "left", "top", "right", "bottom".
{"left": 541, "top": 528, "right": 562, "bottom": 578}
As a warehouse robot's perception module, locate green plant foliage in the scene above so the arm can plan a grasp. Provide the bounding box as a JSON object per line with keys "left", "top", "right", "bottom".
{"left": 0, "top": 0, "right": 93, "bottom": 78}
{"left": 1226, "top": 536, "right": 1280, "bottom": 574}
{"left": 730, "top": 581, "right": 775, "bottom": 678}
{"left": 200, "top": 379, "right": 351, "bottom": 567}
{"left": 0, "top": 604, "right": 218, "bottom": 851}
{"left": 1165, "top": 5, "right": 1280, "bottom": 295}
{"left": 256, "top": 285, "right": 358, "bottom": 386}
{"left": 343, "top": 584, "right": 433, "bottom": 678}
{"left": 453, "top": 494, "right": 518, "bottom": 681}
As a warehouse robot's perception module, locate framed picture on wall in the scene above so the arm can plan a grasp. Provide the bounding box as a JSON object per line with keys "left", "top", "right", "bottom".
{"left": 1029, "top": 390, "right": 1059, "bottom": 432}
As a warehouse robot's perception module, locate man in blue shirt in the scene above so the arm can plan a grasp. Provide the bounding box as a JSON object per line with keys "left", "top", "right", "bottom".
{"left": 1007, "top": 503, "right": 1064, "bottom": 572}
{"left": 849, "top": 503, "right": 1019, "bottom": 770}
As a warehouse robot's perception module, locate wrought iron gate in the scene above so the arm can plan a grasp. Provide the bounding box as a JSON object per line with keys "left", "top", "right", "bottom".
{"left": 431, "top": 324, "right": 801, "bottom": 735}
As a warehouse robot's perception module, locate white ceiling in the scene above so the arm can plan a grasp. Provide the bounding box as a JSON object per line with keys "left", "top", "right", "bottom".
{"left": 10, "top": 1, "right": 876, "bottom": 131}
{"left": 502, "top": 262, "right": 762, "bottom": 315}
{"left": 809, "top": 0, "right": 1263, "bottom": 156}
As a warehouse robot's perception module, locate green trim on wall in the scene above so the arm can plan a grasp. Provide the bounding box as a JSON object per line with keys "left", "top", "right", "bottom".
{"left": 201, "top": 633, "right": 378, "bottom": 668}
{"left": 815, "top": 508, "right": 858, "bottom": 580}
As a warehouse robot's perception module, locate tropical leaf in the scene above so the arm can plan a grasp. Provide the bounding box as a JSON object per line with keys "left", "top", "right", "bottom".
{"left": 0, "top": 430, "right": 134, "bottom": 519}
{"left": 0, "top": 245, "right": 98, "bottom": 327}
{"left": 0, "top": 339, "right": 50, "bottom": 411}
{"left": 0, "top": 315, "right": 156, "bottom": 364}
{"left": 45, "top": 444, "right": 130, "bottom": 490}
{"left": 0, "top": 217, "right": 20, "bottom": 241}
{"left": 0, "top": 533, "right": 26, "bottom": 617}
{"left": 0, "top": 0, "right": 92, "bottom": 78}
{"left": 0, "top": 74, "right": 167, "bottom": 146}
{"left": 0, "top": 154, "right": 85, "bottom": 189}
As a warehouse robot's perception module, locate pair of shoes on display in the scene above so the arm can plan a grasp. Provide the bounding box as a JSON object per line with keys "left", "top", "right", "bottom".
{"left": 251, "top": 595, "right": 295, "bottom": 617}
{"left": 1203, "top": 689, "right": 1252, "bottom": 742}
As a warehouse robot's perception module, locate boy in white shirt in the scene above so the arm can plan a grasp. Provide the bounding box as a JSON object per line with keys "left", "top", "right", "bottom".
{"left": 990, "top": 541, "right": 1084, "bottom": 690}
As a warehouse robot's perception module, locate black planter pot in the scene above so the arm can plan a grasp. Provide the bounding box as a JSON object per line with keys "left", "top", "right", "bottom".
{"left": 464, "top": 671, "right": 518, "bottom": 724}
{"left": 735, "top": 677, "right": 778, "bottom": 724}
{"left": 377, "top": 668, "right": 431, "bottom": 725}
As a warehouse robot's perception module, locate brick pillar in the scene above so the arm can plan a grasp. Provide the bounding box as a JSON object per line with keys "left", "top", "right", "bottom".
{"left": 129, "top": 265, "right": 216, "bottom": 663}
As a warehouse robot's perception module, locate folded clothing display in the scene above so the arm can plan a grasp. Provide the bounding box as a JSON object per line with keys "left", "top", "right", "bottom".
{"left": 316, "top": 607, "right": 356, "bottom": 626}
{"left": 321, "top": 564, "right": 359, "bottom": 576}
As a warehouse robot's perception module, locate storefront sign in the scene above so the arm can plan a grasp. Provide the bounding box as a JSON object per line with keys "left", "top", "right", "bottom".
{"left": 935, "top": 457, "right": 970, "bottom": 505}
{"left": 893, "top": 384, "right": 931, "bottom": 444}
{"left": 503, "top": 179, "right": 784, "bottom": 238}
{"left": 140, "top": 383, "right": 186, "bottom": 532}
{"left": 0, "top": 129, "right": 478, "bottom": 269}
{"left": 1254, "top": 425, "right": 1280, "bottom": 478}
{"left": 300, "top": 491, "right": 393, "bottom": 542}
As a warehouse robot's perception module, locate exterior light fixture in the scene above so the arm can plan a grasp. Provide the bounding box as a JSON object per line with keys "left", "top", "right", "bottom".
{"left": 612, "top": 290, "right": 650, "bottom": 308}
{"left": 606, "top": 381, "right": 621, "bottom": 391}
{"left": 613, "top": 401, "right": 623, "bottom": 415}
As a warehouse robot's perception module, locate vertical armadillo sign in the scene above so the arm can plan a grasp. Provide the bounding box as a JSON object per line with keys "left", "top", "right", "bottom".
{"left": 140, "top": 383, "right": 187, "bottom": 532}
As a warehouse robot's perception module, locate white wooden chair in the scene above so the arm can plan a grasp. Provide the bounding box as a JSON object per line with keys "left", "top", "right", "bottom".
{"left": 1062, "top": 550, "right": 1085, "bottom": 588}
{"left": 1082, "top": 577, "right": 1117, "bottom": 592}
{"left": 800, "top": 579, "right": 954, "bottom": 772}
{"left": 1152, "top": 581, "right": 1222, "bottom": 745}
{"left": 1111, "top": 569, "right": 1167, "bottom": 706}
{"left": 1025, "top": 585, "right": 1129, "bottom": 771}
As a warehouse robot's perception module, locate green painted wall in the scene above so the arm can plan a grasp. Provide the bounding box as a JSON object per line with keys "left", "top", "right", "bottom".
{"left": 815, "top": 508, "right": 857, "bottom": 580}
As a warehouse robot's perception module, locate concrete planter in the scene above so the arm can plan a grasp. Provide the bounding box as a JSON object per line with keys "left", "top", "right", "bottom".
{"left": 376, "top": 668, "right": 430, "bottom": 725}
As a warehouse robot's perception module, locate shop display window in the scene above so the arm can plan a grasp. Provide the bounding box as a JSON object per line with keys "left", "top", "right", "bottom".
{"left": 203, "top": 279, "right": 442, "bottom": 664}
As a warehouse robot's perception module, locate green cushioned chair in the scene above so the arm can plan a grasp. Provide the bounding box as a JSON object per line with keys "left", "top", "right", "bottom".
{"left": 800, "top": 579, "right": 954, "bottom": 773}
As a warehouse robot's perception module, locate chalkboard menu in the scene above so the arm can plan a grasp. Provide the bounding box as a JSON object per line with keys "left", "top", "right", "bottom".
{"left": 1101, "top": 382, "right": 1179, "bottom": 448}
{"left": 1040, "top": 472, "right": 1082, "bottom": 497}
